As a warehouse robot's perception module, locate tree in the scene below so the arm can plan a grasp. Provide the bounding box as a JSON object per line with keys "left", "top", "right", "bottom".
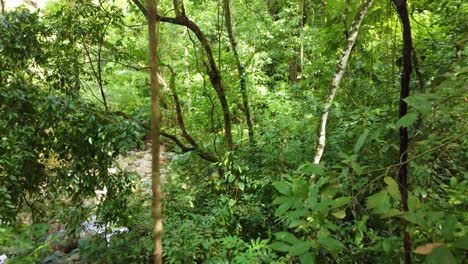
{"left": 145, "top": 0, "right": 163, "bottom": 262}
{"left": 222, "top": 0, "right": 254, "bottom": 144}
{"left": 313, "top": 0, "right": 373, "bottom": 165}
{"left": 133, "top": 0, "right": 234, "bottom": 149}
{"left": 392, "top": 0, "right": 413, "bottom": 263}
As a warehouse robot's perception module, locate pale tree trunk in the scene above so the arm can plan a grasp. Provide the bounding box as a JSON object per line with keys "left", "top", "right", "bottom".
{"left": 222, "top": 0, "right": 254, "bottom": 144}
{"left": 313, "top": 0, "right": 373, "bottom": 165}
{"left": 145, "top": 0, "right": 162, "bottom": 263}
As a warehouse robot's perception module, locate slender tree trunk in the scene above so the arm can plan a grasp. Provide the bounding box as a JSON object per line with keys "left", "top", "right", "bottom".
{"left": 222, "top": 0, "right": 254, "bottom": 144}
{"left": 97, "top": 41, "right": 109, "bottom": 111}
{"left": 392, "top": 0, "right": 413, "bottom": 263}
{"left": 131, "top": 0, "right": 234, "bottom": 149}
{"left": 146, "top": 0, "right": 162, "bottom": 262}
{"left": 162, "top": 64, "right": 219, "bottom": 162}
{"left": 313, "top": 0, "right": 373, "bottom": 165}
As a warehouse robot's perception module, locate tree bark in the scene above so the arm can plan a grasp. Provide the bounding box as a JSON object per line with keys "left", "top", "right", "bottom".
{"left": 161, "top": 64, "right": 219, "bottom": 162}
{"left": 132, "top": 0, "right": 234, "bottom": 149}
{"left": 392, "top": 0, "right": 413, "bottom": 263}
{"left": 145, "top": 0, "right": 162, "bottom": 262}
{"left": 222, "top": 0, "right": 254, "bottom": 144}
{"left": 162, "top": 15, "right": 234, "bottom": 149}
{"left": 313, "top": 0, "right": 373, "bottom": 165}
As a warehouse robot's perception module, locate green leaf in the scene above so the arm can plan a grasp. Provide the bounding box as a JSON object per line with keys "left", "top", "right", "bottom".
{"left": 441, "top": 215, "right": 457, "bottom": 241}
{"left": 270, "top": 241, "right": 290, "bottom": 252}
{"left": 383, "top": 240, "right": 391, "bottom": 253}
{"left": 354, "top": 129, "right": 369, "bottom": 153}
{"left": 396, "top": 112, "right": 419, "bottom": 128}
{"left": 300, "top": 253, "right": 315, "bottom": 264}
{"left": 273, "top": 181, "right": 291, "bottom": 195}
{"left": 408, "top": 194, "right": 421, "bottom": 211}
{"left": 331, "top": 196, "right": 351, "bottom": 209}
{"left": 425, "top": 246, "right": 456, "bottom": 264}
{"left": 403, "top": 212, "right": 426, "bottom": 226}
{"left": 366, "top": 191, "right": 391, "bottom": 214}
{"left": 404, "top": 95, "right": 432, "bottom": 115}
{"left": 275, "top": 199, "right": 293, "bottom": 215}
{"left": 384, "top": 177, "right": 401, "bottom": 201}
{"left": 289, "top": 241, "right": 312, "bottom": 256}
{"left": 331, "top": 210, "right": 346, "bottom": 219}
{"left": 380, "top": 208, "right": 402, "bottom": 218}
{"left": 452, "top": 236, "right": 468, "bottom": 250}
{"left": 297, "top": 163, "right": 325, "bottom": 176}
{"left": 317, "top": 236, "right": 345, "bottom": 253}
{"left": 274, "top": 232, "right": 298, "bottom": 244}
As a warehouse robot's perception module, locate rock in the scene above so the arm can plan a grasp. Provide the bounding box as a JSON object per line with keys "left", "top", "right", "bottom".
{"left": 0, "top": 254, "right": 7, "bottom": 264}
{"left": 63, "top": 253, "right": 81, "bottom": 264}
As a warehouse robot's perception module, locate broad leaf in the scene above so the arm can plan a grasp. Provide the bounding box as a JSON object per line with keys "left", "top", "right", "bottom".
{"left": 384, "top": 177, "right": 401, "bottom": 201}
{"left": 275, "top": 232, "right": 298, "bottom": 244}
{"left": 275, "top": 198, "right": 293, "bottom": 215}
{"left": 404, "top": 95, "right": 432, "bottom": 115}
{"left": 354, "top": 129, "right": 369, "bottom": 153}
{"left": 300, "top": 253, "right": 315, "bottom": 264}
{"left": 441, "top": 215, "right": 457, "bottom": 241}
{"left": 380, "top": 208, "right": 402, "bottom": 218}
{"left": 331, "top": 210, "right": 346, "bottom": 219}
{"left": 425, "top": 246, "right": 456, "bottom": 264}
{"left": 453, "top": 237, "right": 468, "bottom": 250}
{"left": 289, "top": 241, "right": 312, "bottom": 256}
{"left": 403, "top": 211, "right": 426, "bottom": 226}
{"left": 331, "top": 196, "right": 351, "bottom": 209}
{"left": 366, "top": 190, "right": 391, "bottom": 214}
{"left": 396, "top": 112, "right": 419, "bottom": 128}
{"left": 317, "top": 236, "right": 345, "bottom": 252}
{"left": 408, "top": 194, "right": 421, "bottom": 211}
{"left": 270, "top": 242, "right": 290, "bottom": 252}
{"left": 297, "top": 163, "right": 325, "bottom": 176}
{"left": 273, "top": 181, "right": 291, "bottom": 195}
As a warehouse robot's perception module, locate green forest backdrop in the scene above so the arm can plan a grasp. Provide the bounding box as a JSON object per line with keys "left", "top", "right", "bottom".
{"left": 0, "top": 0, "right": 466, "bottom": 263}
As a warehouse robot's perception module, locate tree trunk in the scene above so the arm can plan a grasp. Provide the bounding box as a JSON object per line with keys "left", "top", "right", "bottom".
{"left": 145, "top": 0, "right": 162, "bottom": 262}
{"left": 160, "top": 14, "right": 233, "bottom": 149}
{"left": 162, "top": 64, "right": 219, "bottom": 162}
{"left": 313, "top": 0, "right": 373, "bottom": 165}
{"left": 222, "top": 0, "right": 254, "bottom": 144}
{"left": 131, "top": 0, "right": 234, "bottom": 149}
{"left": 392, "top": 0, "right": 413, "bottom": 263}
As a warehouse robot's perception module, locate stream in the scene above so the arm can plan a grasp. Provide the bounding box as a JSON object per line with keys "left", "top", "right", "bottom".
{"left": 0, "top": 145, "right": 174, "bottom": 264}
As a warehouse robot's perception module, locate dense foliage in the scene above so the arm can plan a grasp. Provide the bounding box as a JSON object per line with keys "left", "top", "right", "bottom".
{"left": 0, "top": 0, "right": 466, "bottom": 263}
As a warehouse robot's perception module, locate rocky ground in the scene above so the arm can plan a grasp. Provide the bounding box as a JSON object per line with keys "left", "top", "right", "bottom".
{"left": 113, "top": 144, "right": 175, "bottom": 186}
{"left": 12, "top": 145, "right": 174, "bottom": 264}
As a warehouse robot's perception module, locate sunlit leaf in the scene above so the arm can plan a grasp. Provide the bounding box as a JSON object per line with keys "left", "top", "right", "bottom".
{"left": 384, "top": 177, "right": 401, "bottom": 201}
{"left": 366, "top": 190, "right": 391, "bottom": 214}
{"left": 331, "top": 210, "right": 346, "bottom": 219}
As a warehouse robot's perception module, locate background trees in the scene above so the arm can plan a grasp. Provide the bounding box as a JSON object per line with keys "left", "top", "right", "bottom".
{"left": 0, "top": 0, "right": 466, "bottom": 263}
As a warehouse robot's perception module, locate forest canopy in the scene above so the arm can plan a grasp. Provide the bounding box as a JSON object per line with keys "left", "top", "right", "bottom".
{"left": 0, "top": 0, "right": 466, "bottom": 263}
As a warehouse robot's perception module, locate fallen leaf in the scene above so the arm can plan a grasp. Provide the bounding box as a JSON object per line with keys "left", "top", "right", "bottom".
{"left": 413, "top": 243, "right": 445, "bottom": 255}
